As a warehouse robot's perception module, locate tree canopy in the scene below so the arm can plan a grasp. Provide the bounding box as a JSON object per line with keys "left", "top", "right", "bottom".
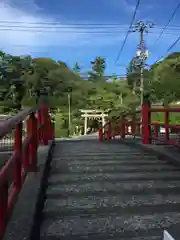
{"left": 1, "top": 49, "right": 180, "bottom": 135}
{"left": 126, "top": 52, "right": 180, "bottom": 106}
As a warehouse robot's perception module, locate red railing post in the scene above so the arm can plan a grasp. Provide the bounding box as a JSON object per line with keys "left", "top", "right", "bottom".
{"left": 37, "top": 108, "right": 45, "bottom": 145}
{"left": 131, "top": 113, "right": 136, "bottom": 136}
{"left": 141, "top": 94, "right": 151, "bottom": 144}
{"left": 37, "top": 109, "right": 42, "bottom": 144}
{"left": 14, "top": 122, "right": 23, "bottom": 191}
{"left": 120, "top": 116, "right": 125, "bottom": 139}
{"left": 40, "top": 104, "right": 49, "bottom": 146}
{"left": 27, "top": 113, "right": 38, "bottom": 171}
{"left": 165, "top": 111, "right": 169, "bottom": 141}
{"left": 104, "top": 126, "right": 108, "bottom": 140}
{"left": 37, "top": 89, "right": 50, "bottom": 145}
{"left": 51, "top": 116, "right": 55, "bottom": 140}
{"left": 0, "top": 181, "right": 8, "bottom": 239}
{"left": 154, "top": 125, "right": 159, "bottom": 138}
{"left": 23, "top": 118, "right": 30, "bottom": 171}
{"left": 31, "top": 113, "right": 38, "bottom": 170}
{"left": 113, "top": 126, "right": 116, "bottom": 139}
{"left": 47, "top": 113, "right": 54, "bottom": 141}
{"left": 98, "top": 128, "right": 103, "bottom": 141}
{"left": 108, "top": 123, "right": 112, "bottom": 139}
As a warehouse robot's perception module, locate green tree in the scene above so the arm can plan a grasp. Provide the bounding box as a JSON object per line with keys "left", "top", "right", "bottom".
{"left": 148, "top": 53, "right": 180, "bottom": 105}
{"left": 89, "top": 57, "right": 105, "bottom": 82}
{"left": 73, "top": 62, "right": 80, "bottom": 74}
{"left": 126, "top": 56, "right": 140, "bottom": 89}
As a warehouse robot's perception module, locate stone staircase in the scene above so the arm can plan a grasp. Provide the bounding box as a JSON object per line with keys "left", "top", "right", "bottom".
{"left": 39, "top": 140, "right": 180, "bottom": 239}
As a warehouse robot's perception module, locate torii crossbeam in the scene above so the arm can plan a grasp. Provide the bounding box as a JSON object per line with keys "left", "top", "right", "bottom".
{"left": 80, "top": 109, "right": 108, "bottom": 135}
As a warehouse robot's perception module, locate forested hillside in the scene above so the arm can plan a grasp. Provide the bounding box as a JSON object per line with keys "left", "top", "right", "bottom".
{"left": 0, "top": 50, "right": 180, "bottom": 136}
{"left": 127, "top": 52, "right": 180, "bottom": 106}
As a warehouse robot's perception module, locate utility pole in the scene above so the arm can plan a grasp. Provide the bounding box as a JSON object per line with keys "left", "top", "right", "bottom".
{"left": 139, "top": 26, "right": 145, "bottom": 107}
{"left": 133, "top": 20, "right": 154, "bottom": 107}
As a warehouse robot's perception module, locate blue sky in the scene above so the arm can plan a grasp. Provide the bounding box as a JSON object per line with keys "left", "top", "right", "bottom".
{"left": 1, "top": 0, "right": 180, "bottom": 75}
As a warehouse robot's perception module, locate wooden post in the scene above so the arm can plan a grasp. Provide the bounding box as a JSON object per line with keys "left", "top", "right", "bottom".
{"left": 98, "top": 128, "right": 103, "bottom": 141}
{"left": 120, "top": 116, "right": 125, "bottom": 139}
{"left": 38, "top": 88, "right": 49, "bottom": 145}
{"left": 14, "top": 122, "right": 23, "bottom": 191}
{"left": 29, "top": 113, "right": 38, "bottom": 170}
{"left": 0, "top": 181, "right": 8, "bottom": 239}
{"left": 165, "top": 111, "right": 169, "bottom": 142}
{"left": 142, "top": 94, "right": 151, "bottom": 144}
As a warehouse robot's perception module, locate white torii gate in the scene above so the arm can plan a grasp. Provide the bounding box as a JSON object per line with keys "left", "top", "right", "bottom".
{"left": 80, "top": 109, "right": 108, "bottom": 135}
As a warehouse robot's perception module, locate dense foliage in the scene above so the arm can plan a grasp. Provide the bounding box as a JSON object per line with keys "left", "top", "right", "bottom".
{"left": 127, "top": 52, "right": 180, "bottom": 124}
{"left": 127, "top": 52, "right": 180, "bottom": 105}
{"left": 1, "top": 50, "right": 180, "bottom": 136}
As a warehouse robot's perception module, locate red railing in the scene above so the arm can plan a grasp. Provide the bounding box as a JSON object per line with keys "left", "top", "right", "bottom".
{"left": 0, "top": 104, "right": 54, "bottom": 239}
{"left": 98, "top": 101, "right": 180, "bottom": 147}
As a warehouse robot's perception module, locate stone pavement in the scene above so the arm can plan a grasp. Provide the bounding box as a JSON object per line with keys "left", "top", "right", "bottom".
{"left": 38, "top": 139, "right": 180, "bottom": 239}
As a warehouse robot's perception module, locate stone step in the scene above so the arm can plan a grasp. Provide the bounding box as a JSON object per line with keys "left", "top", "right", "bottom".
{"left": 45, "top": 193, "right": 180, "bottom": 209}
{"left": 51, "top": 159, "right": 166, "bottom": 166}
{"left": 49, "top": 171, "right": 180, "bottom": 184}
{"left": 52, "top": 153, "right": 157, "bottom": 159}
{"left": 41, "top": 230, "right": 164, "bottom": 240}
{"left": 43, "top": 194, "right": 180, "bottom": 216}
{"left": 50, "top": 164, "right": 178, "bottom": 174}
{"left": 52, "top": 148, "right": 151, "bottom": 156}
{"left": 53, "top": 151, "right": 145, "bottom": 156}
{"left": 40, "top": 212, "right": 180, "bottom": 237}
{"left": 54, "top": 141, "right": 133, "bottom": 153}
{"left": 46, "top": 180, "right": 180, "bottom": 197}
{"left": 41, "top": 141, "right": 180, "bottom": 240}
{"left": 40, "top": 234, "right": 162, "bottom": 240}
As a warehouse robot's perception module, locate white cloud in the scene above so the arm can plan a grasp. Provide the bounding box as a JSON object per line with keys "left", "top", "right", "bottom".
{"left": 5, "top": 0, "right": 42, "bottom": 13}
{"left": 121, "top": 0, "right": 135, "bottom": 13}
{"left": 0, "top": 0, "right": 127, "bottom": 56}
{"left": 107, "top": 0, "right": 135, "bottom": 13}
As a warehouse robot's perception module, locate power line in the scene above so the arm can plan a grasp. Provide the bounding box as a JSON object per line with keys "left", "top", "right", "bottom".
{"left": 114, "top": 0, "right": 141, "bottom": 64}
{"left": 0, "top": 23, "right": 178, "bottom": 29}
{"left": 151, "top": 2, "right": 180, "bottom": 48}
{"left": 0, "top": 24, "right": 136, "bottom": 29}
{"left": 154, "top": 35, "right": 180, "bottom": 63}
{"left": 0, "top": 28, "right": 179, "bottom": 35}
{"left": 0, "top": 20, "right": 180, "bottom": 31}
{"left": 114, "top": 0, "right": 140, "bottom": 64}
{"left": 0, "top": 20, "right": 163, "bottom": 26}
{"left": 0, "top": 28, "right": 129, "bottom": 33}
{"left": 0, "top": 22, "right": 180, "bottom": 32}
{"left": 0, "top": 21, "right": 131, "bottom": 25}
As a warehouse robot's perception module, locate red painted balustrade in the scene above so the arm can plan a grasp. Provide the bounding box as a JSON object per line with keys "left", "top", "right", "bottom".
{"left": 99, "top": 100, "right": 180, "bottom": 147}
{"left": 0, "top": 104, "right": 54, "bottom": 239}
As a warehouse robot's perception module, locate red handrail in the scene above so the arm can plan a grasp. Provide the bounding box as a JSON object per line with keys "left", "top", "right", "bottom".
{"left": 98, "top": 109, "right": 141, "bottom": 141}
{"left": 0, "top": 105, "right": 54, "bottom": 239}
{"left": 98, "top": 101, "right": 180, "bottom": 147}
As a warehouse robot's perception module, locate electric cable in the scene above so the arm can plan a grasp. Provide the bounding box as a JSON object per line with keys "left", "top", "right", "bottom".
{"left": 114, "top": 0, "right": 141, "bottom": 64}
{"left": 151, "top": 1, "right": 180, "bottom": 48}
{"left": 154, "top": 35, "right": 180, "bottom": 63}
